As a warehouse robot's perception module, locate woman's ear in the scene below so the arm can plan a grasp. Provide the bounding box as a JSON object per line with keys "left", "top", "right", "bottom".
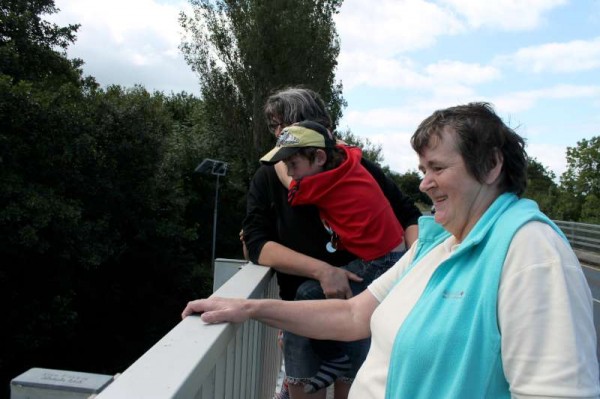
{"left": 485, "top": 149, "right": 504, "bottom": 185}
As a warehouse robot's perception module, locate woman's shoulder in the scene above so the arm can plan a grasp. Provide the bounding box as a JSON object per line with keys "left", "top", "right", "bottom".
{"left": 505, "top": 221, "right": 579, "bottom": 275}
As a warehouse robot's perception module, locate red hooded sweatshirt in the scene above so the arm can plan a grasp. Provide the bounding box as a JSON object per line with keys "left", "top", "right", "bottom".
{"left": 288, "top": 145, "right": 404, "bottom": 260}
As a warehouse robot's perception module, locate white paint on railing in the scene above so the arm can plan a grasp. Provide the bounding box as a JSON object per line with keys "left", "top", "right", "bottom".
{"left": 96, "top": 260, "right": 281, "bottom": 399}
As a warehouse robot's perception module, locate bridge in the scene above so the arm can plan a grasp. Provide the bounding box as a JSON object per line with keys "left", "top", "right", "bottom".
{"left": 10, "top": 221, "right": 600, "bottom": 399}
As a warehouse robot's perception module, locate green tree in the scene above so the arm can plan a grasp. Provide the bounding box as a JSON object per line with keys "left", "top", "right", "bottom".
{"left": 0, "top": 78, "right": 210, "bottom": 396}
{"left": 523, "top": 157, "right": 559, "bottom": 217}
{"left": 337, "top": 128, "right": 384, "bottom": 165}
{"left": 387, "top": 170, "right": 432, "bottom": 209}
{"left": 558, "top": 136, "right": 600, "bottom": 221}
{"left": 0, "top": 8, "right": 99, "bottom": 391}
{"left": 63, "top": 85, "right": 209, "bottom": 376}
{"left": 581, "top": 194, "right": 600, "bottom": 224}
{"left": 0, "top": 2, "right": 216, "bottom": 394}
{"left": 179, "top": 0, "right": 346, "bottom": 183}
{"left": 561, "top": 137, "right": 600, "bottom": 197}
{"left": 0, "top": 0, "right": 88, "bottom": 88}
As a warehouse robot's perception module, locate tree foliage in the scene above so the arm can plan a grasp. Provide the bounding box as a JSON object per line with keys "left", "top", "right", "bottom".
{"left": 0, "top": 2, "right": 224, "bottom": 395}
{"left": 387, "top": 169, "right": 432, "bottom": 209}
{"left": 179, "top": 0, "right": 346, "bottom": 183}
{"left": 0, "top": 77, "right": 212, "bottom": 396}
{"left": 523, "top": 157, "right": 559, "bottom": 216}
{"left": 561, "top": 137, "right": 600, "bottom": 198}
{"left": 337, "top": 128, "right": 384, "bottom": 165}
{"left": 556, "top": 136, "right": 600, "bottom": 222}
{"left": 0, "top": 0, "right": 87, "bottom": 87}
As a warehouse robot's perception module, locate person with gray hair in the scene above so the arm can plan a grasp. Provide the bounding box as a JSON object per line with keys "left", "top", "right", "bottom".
{"left": 263, "top": 87, "right": 333, "bottom": 132}
{"left": 241, "top": 87, "right": 422, "bottom": 399}
{"left": 184, "top": 102, "right": 599, "bottom": 399}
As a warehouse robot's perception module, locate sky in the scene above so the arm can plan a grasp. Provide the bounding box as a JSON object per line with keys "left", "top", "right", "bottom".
{"left": 47, "top": 0, "right": 600, "bottom": 178}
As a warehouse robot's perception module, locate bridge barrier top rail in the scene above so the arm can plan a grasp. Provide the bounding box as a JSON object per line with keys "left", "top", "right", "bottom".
{"left": 95, "top": 260, "right": 281, "bottom": 399}
{"left": 554, "top": 220, "right": 600, "bottom": 254}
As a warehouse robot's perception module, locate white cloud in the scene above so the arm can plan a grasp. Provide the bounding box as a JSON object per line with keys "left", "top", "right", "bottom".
{"left": 343, "top": 106, "right": 430, "bottom": 130}
{"left": 340, "top": 80, "right": 600, "bottom": 175}
{"left": 336, "top": 0, "right": 571, "bottom": 92}
{"left": 440, "top": 0, "right": 568, "bottom": 30}
{"left": 343, "top": 107, "right": 570, "bottom": 176}
{"left": 53, "top": 0, "right": 186, "bottom": 47}
{"left": 337, "top": 53, "right": 430, "bottom": 90}
{"left": 339, "top": 97, "right": 474, "bottom": 174}
{"left": 335, "top": 0, "right": 465, "bottom": 56}
{"left": 47, "top": 0, "right": 199, "bottom": 94}
{"left": 335, "top": 0, "right": 568, "bottom": 59}
{"left": 338, "top": 55, "right": 500, "bottom": 91}
{"left": 373, "top": 130, "right": 422, "bottom": 172}
{"left": 497, "top": 37, "right": 600, "bottom": 73}
{"left": 526, "top": 142, "right": 568, "bottom": 177}
{"left": 425, "top": 60, "right": 500, "bottom": 84}
{"left": 491, "top": 84, "right": 600, "bottom": 113}
{"left": 335, "top": 1, "right": 504, "bottom": 91}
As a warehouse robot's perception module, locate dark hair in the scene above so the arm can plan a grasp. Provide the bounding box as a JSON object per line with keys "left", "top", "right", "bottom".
{"left": 293, "top": 120, "right": 343, "bottom": 170}
{"left": 296, "top": 147, "right": 345, "bottom": 171}
{"left": 411, "top": 102, "right": 527, "bottom": 196}
{"left": 264, "top": 87, "right": 332, "bottom": 130}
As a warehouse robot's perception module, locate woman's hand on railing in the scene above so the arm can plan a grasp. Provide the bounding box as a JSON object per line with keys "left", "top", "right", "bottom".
{"left": 182, "top": 297, "right": 250, "bottom": 324}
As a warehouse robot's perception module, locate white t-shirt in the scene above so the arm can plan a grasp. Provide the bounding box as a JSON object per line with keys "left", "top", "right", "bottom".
{"left": 349, "top": 221, "right": 599, "bottom": 399}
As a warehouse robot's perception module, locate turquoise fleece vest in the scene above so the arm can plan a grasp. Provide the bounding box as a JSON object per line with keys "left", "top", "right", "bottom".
{"left": 385, "top": 193, "right": 566, "bottom": 398}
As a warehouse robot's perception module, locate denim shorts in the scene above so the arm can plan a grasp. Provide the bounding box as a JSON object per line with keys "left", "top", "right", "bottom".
{"left": 283, "top": 330, "right": 370, "bottom": 383}
{"left": 284, "top": 251, "right": 404, "bottom": 383}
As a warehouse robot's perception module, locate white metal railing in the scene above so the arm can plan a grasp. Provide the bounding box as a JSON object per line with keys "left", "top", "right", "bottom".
{"left": 95, "top": 259, "right": 281, "bottom": 399}
{"left": 554, "top": 220, "right": 600, "bottom": 253}
{"left": 75, "top": 220, "right": 600, "bottom": 398}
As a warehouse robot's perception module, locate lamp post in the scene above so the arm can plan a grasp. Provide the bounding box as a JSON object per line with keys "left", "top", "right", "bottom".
{"left": 195, "top": 158, "right": 228, "bottom": 273}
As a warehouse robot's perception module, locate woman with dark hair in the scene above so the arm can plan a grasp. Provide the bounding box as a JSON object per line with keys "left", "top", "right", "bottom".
{"left": 185, "top": 102, "right": 599, "bottom": 399}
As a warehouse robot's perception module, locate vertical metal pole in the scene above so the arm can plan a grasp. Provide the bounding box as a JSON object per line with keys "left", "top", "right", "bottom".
{"left": 212, "top": 173, "right": 220, "bottom": 274}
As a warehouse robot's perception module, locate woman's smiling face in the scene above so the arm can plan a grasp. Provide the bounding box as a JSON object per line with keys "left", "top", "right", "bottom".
{"left": 418, "top": 126, "right": 501, "bottom": 242}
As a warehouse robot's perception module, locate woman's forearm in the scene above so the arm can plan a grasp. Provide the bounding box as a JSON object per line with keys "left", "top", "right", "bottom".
{"left": 247, "top": 297, "right": 372, "bottom": 341}
{"left": 183, "top": 291, "right": 378, "bottom": 342}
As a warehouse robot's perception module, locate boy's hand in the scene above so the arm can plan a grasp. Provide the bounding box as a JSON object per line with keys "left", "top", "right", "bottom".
{"left": 274, "top": 161, "right": 292, "bottom": 187}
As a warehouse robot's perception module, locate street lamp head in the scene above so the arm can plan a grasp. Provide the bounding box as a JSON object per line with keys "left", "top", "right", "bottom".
{"left": 195, "top": 158, "right": 228, "bottom": 176}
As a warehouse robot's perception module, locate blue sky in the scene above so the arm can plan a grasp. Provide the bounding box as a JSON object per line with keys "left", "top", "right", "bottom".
{"left": 48, "top": 0, "right": 600, "bottom": 178}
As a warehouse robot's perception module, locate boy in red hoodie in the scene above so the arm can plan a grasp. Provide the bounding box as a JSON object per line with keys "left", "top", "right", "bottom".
{"left": 260, "top": 120, "right": 405, "bottom": 393}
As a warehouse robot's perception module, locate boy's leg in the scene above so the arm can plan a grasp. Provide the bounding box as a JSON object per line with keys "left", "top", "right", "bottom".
{"left": 295, "top": 279, "right": 352, "bottom": 393}
{"left": 302, "top": 355, "right": 352, "bottom": 394}
{"left": 294, "top": 278, "right": 326, "bottom": 301}
{"left": 283, "top": 330, "right": 325, "bottom": 398}
{"left": 289, "top": 383, "right": 327, "bottom": 399}
{"left": 302, "top": 254, "right": 402, "bottom": 393}
{"left": 274, "top": 378, "right": 290, "bottom": 399}
{"left": 333, "top": 380, "right": 351, "bottom": 399}
{"left": 296, "top": 278, "right": 347, "bottom": 358}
